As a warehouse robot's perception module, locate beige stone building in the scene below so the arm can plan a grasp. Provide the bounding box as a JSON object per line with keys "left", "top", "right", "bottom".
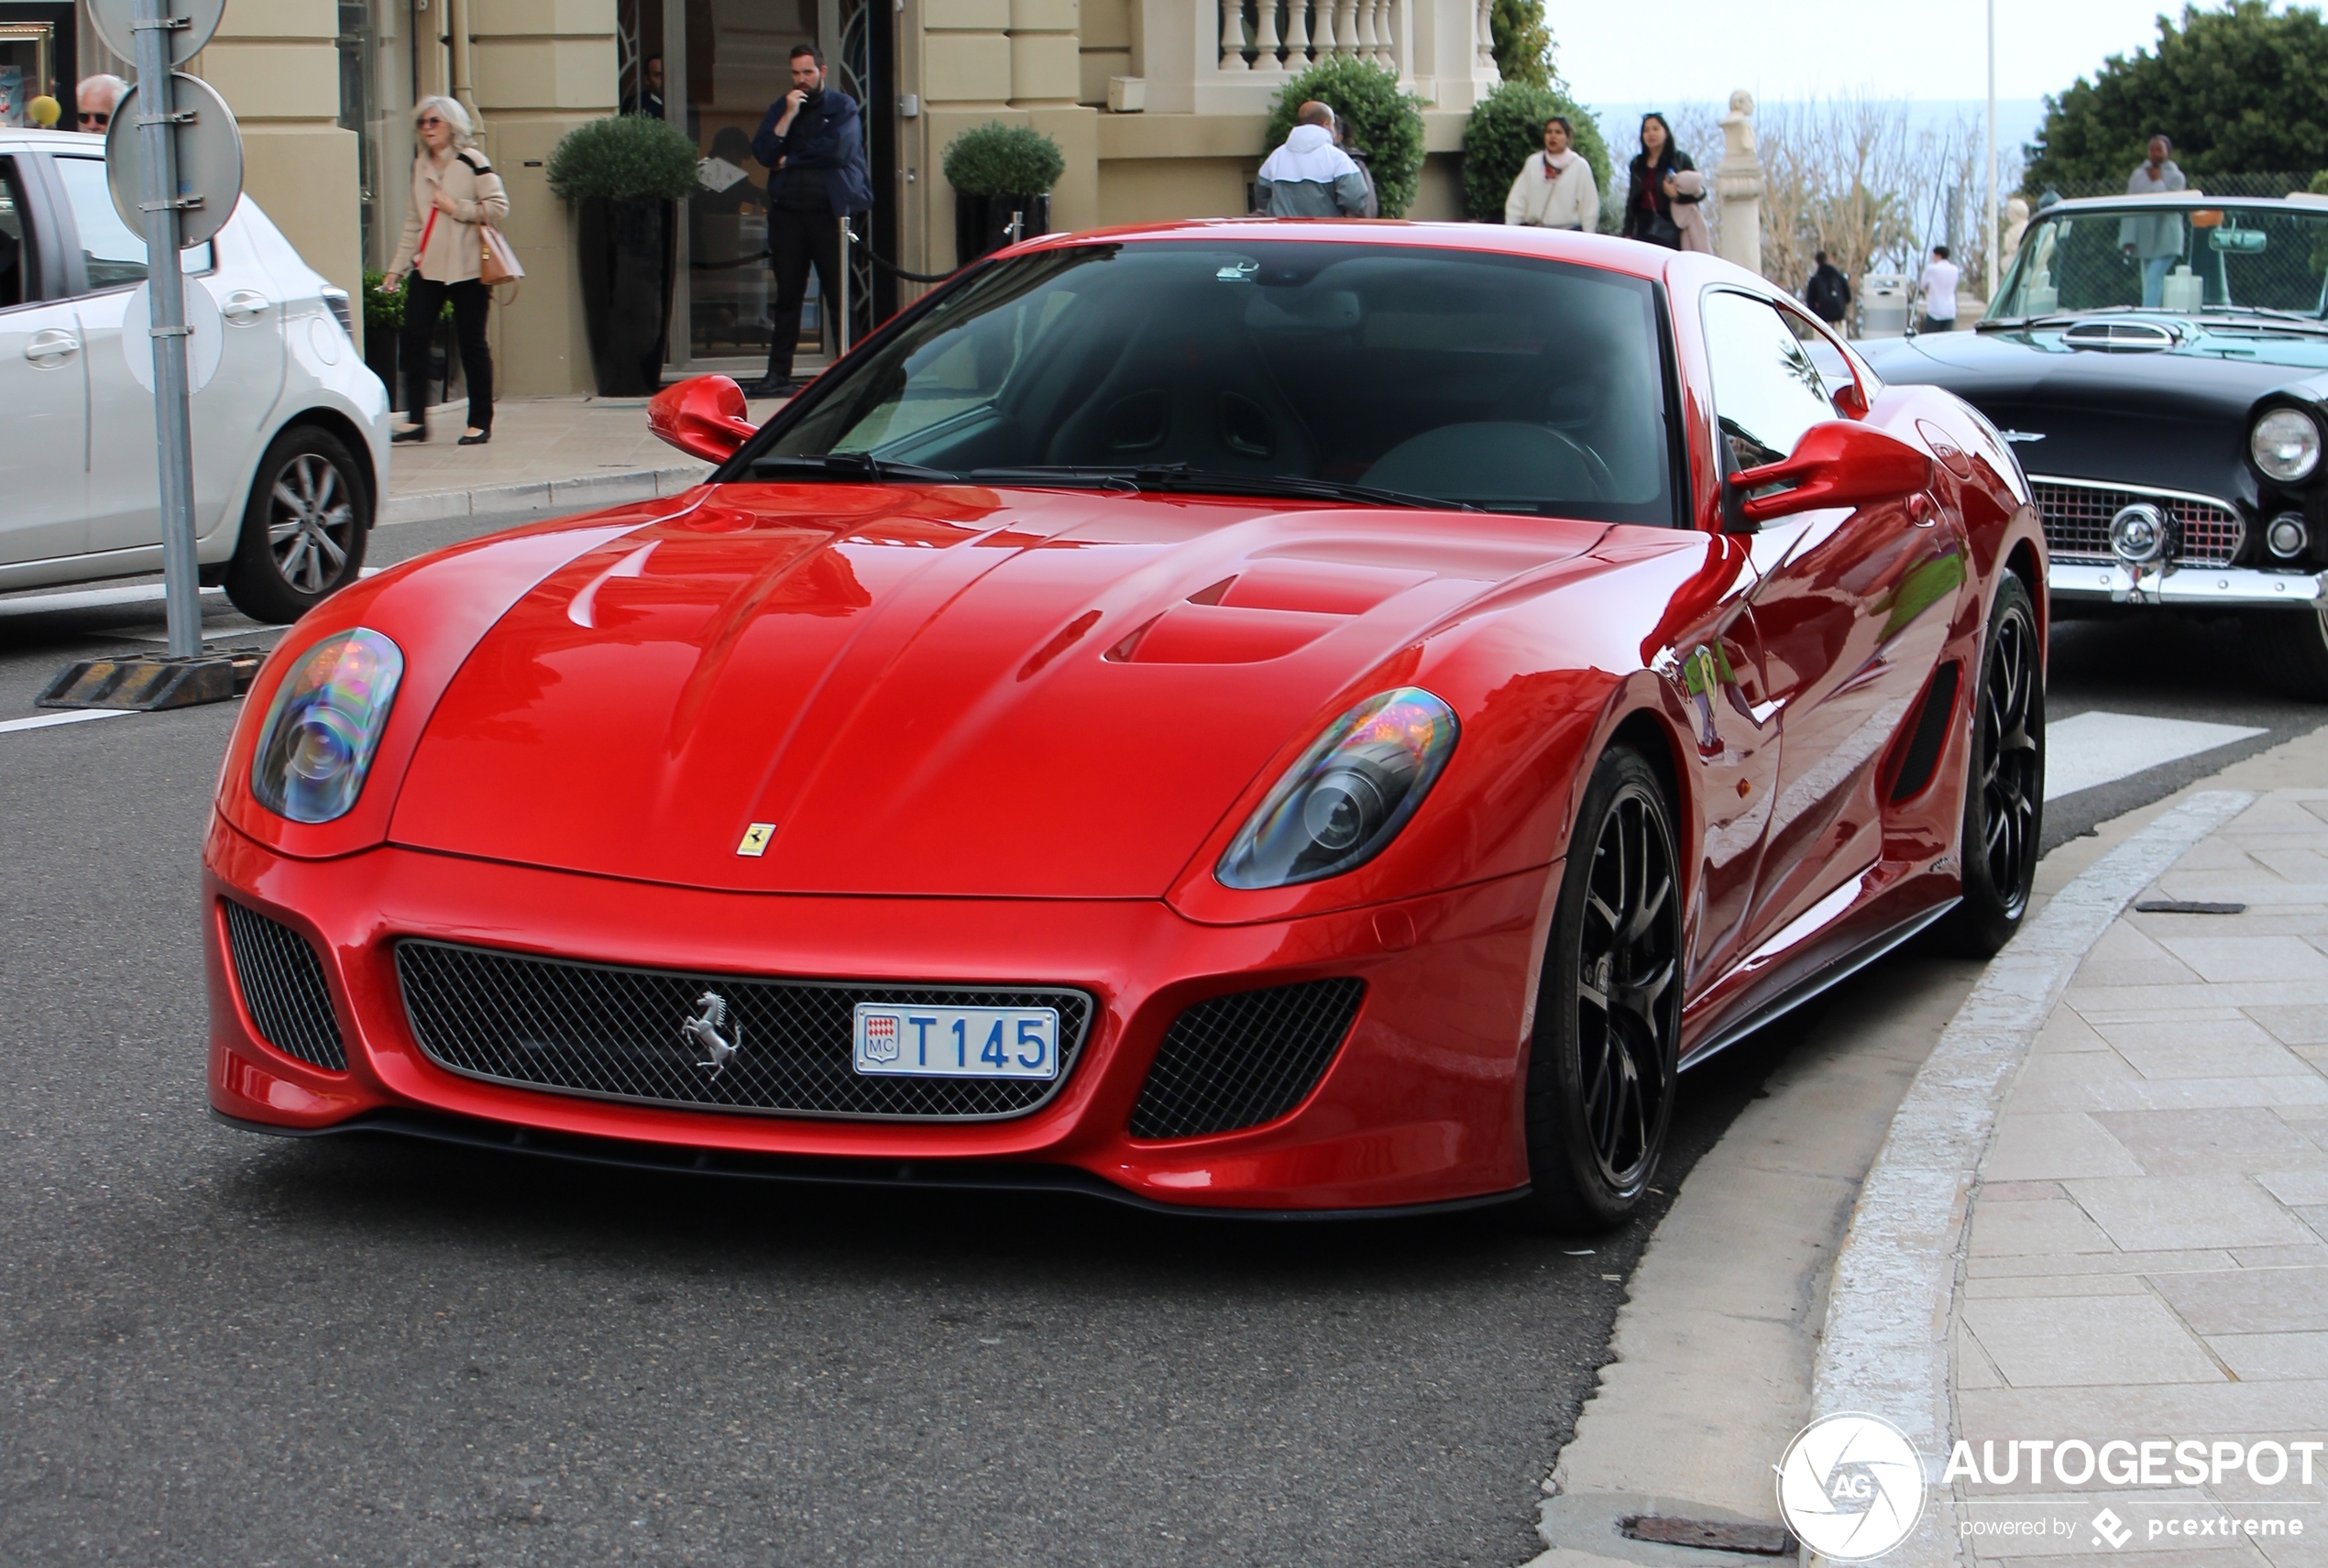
{"left": 25, "top": 0, "right": 1499, "bottom": 396}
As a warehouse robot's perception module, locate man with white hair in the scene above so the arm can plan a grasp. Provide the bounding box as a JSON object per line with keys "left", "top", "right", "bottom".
{"left": 77, "top": 74, "right": 127, "bottom": 135}
{"left": 1256, "top": 102, "right": 1369, "bottom": 218}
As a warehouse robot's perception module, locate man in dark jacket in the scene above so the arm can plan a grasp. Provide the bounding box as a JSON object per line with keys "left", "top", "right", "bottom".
{"left": 1804, "top": 250, "right": 1850, "bottom": 330}
{"left": 745, "top": 44, "right": 874, "bottom": 396}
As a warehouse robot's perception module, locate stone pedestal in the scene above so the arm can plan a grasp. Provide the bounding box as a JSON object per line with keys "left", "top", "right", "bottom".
{"left": 1713, "top": 89, "right": 1764, "bottom": 278}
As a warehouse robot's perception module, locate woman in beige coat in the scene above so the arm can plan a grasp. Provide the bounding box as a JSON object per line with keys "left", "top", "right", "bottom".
{"left": 382, "top": 94, "right": 509, "bottom": 444}
{"left": 1503, "top": 115, "right": 1600, "bottom": 232}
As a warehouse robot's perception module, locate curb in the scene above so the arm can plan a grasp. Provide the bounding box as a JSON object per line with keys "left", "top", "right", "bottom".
{"left": 1805, "top": 789, "right": 2256, "bottom": 1568}
{"left": 379, "top": 463, "right": 710, "bottom": 527}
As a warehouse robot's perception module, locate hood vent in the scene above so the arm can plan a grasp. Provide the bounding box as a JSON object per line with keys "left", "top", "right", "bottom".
{"left": 2062, "top": 319, "right": 2180, "bottom": 353}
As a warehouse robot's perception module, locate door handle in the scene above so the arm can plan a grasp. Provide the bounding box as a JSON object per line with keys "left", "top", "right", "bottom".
{"left": 1906, "top": 492, "right": 1936, "bottom": 527}
{"left": 221, "top": 290, "right": 269, "bottom": 324}
{"left": 23, "top": 329, "right": 80, "bottom": 364}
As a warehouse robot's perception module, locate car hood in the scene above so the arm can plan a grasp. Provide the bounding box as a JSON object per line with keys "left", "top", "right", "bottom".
{"left": 387, "top": 483, "right": 1603, "bottom": 897}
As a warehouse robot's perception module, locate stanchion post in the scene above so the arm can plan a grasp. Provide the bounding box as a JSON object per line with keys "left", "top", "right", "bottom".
{"left": 129, "top": 0, "right": 203, "bottom": 662}
{"left": 838, "top": 214, "right": 852, "bottom": 356}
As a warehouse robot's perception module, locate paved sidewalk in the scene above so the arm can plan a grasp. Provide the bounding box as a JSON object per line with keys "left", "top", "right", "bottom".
{"left": 379, "top": 392, "right": 788, "bottom": 525}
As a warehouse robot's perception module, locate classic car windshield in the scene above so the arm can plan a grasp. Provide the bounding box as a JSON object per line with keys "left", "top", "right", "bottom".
{"left": 1991, "top": 202, "right": 2328, "bottom": 321}
{"left": 757, "top": 241, "right": 1680, "bottom": 524}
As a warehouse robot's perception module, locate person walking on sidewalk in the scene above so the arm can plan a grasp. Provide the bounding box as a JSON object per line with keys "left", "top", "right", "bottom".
{"left": 2121, "top": 134, "right": 2187, "bottom": 306}
{"left": 744, "top": 44, "right": 873, "bottom": 398}
{"left": 1916, "top": 244, "right": 1960, "bottom": 334}
{"left": 1620, "top": 113, "right": 1700, "bottom": 249}
{"left": 1805, "top": 250, "right": 1851, "bottom": 331}
{"left": 1256, "top": 102, "right": 1371, "bottom": 218}
{"left": 381, "top": 95, "right": 507, "bottom": 445}
{"left": 1504, "top": 115, "right": 1598, "bottom": 232}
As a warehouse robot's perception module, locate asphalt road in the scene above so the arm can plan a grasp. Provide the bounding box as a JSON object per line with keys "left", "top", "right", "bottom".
{"left": 0, "top": 513, "right": 2318, "bottom": 1565}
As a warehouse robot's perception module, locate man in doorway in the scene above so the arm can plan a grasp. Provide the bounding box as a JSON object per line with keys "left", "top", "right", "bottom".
{"left": 1916, "top": 245, "right": 1960, "bottom": 334}
{"left": 76, "top": 74, "right": 127, "bottom": 135}
{"left": 745, "top": 44, "right": 873, "bottom": 398}
{"left": 620, "top": 54, "right": 664, "bottom": 120}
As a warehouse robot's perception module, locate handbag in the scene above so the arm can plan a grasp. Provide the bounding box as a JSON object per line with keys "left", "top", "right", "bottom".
{"left": 479, "top": 223, "right": 523, "bottom": 287}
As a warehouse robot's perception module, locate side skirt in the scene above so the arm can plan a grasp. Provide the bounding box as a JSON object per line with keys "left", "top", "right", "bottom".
{"left": 1678, "top": 897, "right": 1960, "bottom": 1071}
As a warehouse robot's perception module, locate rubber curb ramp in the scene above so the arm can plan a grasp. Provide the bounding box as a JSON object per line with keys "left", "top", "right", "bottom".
{"left": 37, "top": 650, "right": 262, "bottom": 711}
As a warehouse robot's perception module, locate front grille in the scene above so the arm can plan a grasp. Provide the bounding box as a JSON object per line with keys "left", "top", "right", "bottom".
{"left": 2031, "top": 479, "right": 2245, "bottom": 566}
{"left": 1128, "top": 979, "right": 1366, "bottom": 1141}
{"left": 223, "top": 901, "right": 347, "bottom": 1070}
{"left": 395, "top": 940, "right": 1092, "bottom": 1121}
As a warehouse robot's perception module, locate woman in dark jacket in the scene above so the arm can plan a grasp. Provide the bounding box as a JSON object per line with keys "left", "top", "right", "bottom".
{"left": 1620, "top": 112, "right": 1702, "bottom": 248}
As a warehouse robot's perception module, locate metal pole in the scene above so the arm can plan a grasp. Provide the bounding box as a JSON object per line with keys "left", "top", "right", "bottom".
{"left": 838, "top": 214, "right": 851, "bottom": 356}
{"left": 131, "top": 0, "right": 204, "bottom": 661}
{"left": 1985, "top": 0, "right": 2000, "bottom": 303}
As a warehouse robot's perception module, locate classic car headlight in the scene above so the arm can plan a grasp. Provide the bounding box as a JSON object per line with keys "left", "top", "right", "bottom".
{"left": 2251, "top": 409, "right": 2322, "bottom": 483}
{"left": 251, "top": 630, "right": 405, "bottom": 824}
{"left": 1217, "top": 688, "right": 1458, "bottom": 890}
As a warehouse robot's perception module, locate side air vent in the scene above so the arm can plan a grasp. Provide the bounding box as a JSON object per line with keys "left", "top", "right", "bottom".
{"left": 1889, "top": 661, "right": 1962, "bottom": 804}
{"left": 1128, "top": 978, "right": 1366, "bottom": 1141}
{"left": 222, "top": 901, "right": 347, "bottom": 1071}
{"left": 2061, "top": 319, "right": 2179, "bottom": 352}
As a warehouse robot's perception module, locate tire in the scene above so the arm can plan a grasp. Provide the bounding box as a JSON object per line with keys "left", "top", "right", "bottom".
{"left": 1944, "top": 574, "right": 2044, "bottom": 958}
{"left": 2251, "top": 608, "right": 2328, "bottom": 703}
{"left": 223, "top": 425, "right": 370, "bottom": 624}
{"left": 1520, "top": 746, "right": 1684, "bottom": 1231}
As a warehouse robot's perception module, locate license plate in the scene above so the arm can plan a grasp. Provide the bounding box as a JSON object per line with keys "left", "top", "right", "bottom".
{"left": 851, "top": 1003, "right": 1060, "bottom": 1080}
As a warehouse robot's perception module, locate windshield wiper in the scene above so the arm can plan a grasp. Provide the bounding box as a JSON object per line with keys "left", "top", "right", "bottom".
{"left": 970, "top": 463, "right": 1477, "bottom": 511}
{"left": 748, "top": 452, "right": 960, "bottom": 483}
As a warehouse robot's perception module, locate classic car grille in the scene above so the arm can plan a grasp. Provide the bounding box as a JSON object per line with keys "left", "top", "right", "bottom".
{"left": 1128, "top": 979, "right": 1366, "bottom": 1141}
{"left": 2031, "top": 479, "right": 2245, "bottom": 567}
{"left": 223, "top": 901, "right": 347, "bottom": 1071}
{"left": 395, "top": 940, "right": 1093, "bottom": 1121}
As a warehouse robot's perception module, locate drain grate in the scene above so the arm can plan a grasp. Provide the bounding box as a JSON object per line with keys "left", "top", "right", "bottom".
{"left": 1620, "top": 1516, "right": 1798, "bottom": 1556}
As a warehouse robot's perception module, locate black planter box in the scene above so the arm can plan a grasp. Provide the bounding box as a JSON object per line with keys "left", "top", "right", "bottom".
{"left": 363, "top": 319, "right": 399, "bottom": 409}
{"left": 577, "top": 196, "right": 676, "bottom": 396}
{"left": 954, "top": 192, "right": 1051, "bottom": 267}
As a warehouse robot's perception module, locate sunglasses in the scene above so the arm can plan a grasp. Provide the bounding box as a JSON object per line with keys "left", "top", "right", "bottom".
{"left": 81, "top": 111, "right": 108, "bottom": 127}
{"left": 418, "top": 115, "right": 445, "bottom": 127}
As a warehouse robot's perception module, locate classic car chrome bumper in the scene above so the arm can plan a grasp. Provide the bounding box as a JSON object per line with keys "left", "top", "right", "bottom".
{"left": 2049, "top": 560, "right": 2328, "bottom": 608}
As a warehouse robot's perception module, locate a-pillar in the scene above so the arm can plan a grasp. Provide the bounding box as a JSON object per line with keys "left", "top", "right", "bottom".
{"left": 468, "top": 0, "right": 619, "bottom": 393}
{"left": 191, "top": 0, "right": 358, "bottom": 302}
{"left": 1008, "top": 0, "right": 1096, "bottom": 232}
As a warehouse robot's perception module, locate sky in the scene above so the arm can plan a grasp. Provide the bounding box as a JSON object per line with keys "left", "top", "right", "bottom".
{"left": 1552, "top": 0, "right": 2185, "bottom": 107}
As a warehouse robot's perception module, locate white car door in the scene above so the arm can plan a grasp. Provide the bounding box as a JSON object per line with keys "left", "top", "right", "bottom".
{"left": 49, "top": 153, "right": 286, "bottom": 558}
{"left": 0, "top": 153, "right": 90, "bottom": 566}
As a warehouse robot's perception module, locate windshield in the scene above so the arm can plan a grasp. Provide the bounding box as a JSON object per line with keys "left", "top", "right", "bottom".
{"left": 1991, "top": 202, "right": 2328, "bottom": 321}
{"left": 753, "top": 240, "right": 1681, "bottom": 524}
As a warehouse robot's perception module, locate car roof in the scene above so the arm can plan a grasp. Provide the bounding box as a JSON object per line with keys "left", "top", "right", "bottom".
{"left": 999, "top": 217, "right": 1682, "bottom": 284}
{"left": 0, "top": 128, "right": 116, "bottom": 152}
{"left": 2034, "top": 192, "right": 2328, "bottom": 215}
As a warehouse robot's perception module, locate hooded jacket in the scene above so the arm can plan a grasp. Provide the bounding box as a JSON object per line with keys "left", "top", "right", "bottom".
{"left": 1256, "top": 124, "right": 1370, "bottom": 218}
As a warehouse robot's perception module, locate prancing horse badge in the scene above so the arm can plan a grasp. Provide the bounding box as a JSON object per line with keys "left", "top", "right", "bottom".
{"left": 685, "top": 991, "right": 741, "bottom": 1075}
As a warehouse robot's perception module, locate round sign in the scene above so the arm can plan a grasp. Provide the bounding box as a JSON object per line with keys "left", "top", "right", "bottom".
{"left": 88, "top": 0, "right": 228, "bottom": 67}
{"left": 1774, "top": 1413, "right": 1928, "bottom": 1563}
{"left": 120, "top": 270, "right": 226, "bottom": 394}
{"left": 104, "top": 73, "right": 244, "bottom": 250}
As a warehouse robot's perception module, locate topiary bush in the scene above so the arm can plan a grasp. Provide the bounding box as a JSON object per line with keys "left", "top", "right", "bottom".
{"left": 545, "top": 114, "right": 702, "bottom": 202}
{"left": 1461, "top": 80, "right": 1610, "bottom": 223}
{"left": 1263, "top": 59, "right": 1427, "bottom": 217}
{"left": 942, "top": 123, "right": 1066, "bottom": 196}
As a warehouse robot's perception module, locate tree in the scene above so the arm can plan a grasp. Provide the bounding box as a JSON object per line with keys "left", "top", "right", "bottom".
{"left": 1461, "top": 81, "right": 1609, "bottom": 222}
{"left": 1490, "top": 0, "right": 1555, "bottom": 89}
{"left": 1264, "top": 60, "right": 1429, "bottom": 217}
{"left": 2024, "top": 1, "right": 2328, "bottom": 190}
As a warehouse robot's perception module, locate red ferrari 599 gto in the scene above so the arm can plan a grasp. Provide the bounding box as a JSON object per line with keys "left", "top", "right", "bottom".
{"left": 204, "top": 222, "right": 2046, "bottom": 1225}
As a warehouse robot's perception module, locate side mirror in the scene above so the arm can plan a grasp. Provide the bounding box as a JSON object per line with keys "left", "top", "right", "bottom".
{"left": 1726, "top": 420, "right": 1935, "bottom": 529}
{"left": 648, "top": 375, "right": 758, "bottom": 465}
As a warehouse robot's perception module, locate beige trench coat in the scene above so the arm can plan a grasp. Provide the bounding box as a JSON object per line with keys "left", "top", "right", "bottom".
{"left": 388, "top": 148, "right": 511, "bottom": 284}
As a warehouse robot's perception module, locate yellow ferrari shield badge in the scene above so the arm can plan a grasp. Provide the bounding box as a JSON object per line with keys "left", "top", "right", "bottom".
{"left": 736, "top": 822, "right": 775, "bottom": 857}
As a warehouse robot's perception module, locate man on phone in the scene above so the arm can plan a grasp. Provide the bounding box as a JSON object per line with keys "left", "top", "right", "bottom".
{"left": 746, "top": 44, "right": 873, "bottom": 398}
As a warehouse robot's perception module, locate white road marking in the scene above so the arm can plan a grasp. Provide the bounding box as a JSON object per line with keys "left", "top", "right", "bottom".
{"left": 2044, "top": 709, "right": 2268, "bottom": 801}
{"left": 0, "top": 709, "right": 134, "bottom": 735}
{"left": 0, "top": 584, "right": 224, "bottom": 617}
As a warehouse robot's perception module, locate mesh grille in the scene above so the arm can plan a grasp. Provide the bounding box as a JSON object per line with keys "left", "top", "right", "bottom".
{"left": 395, "top": 940, "right": 1093, "bottom": 1121}
{"left": 223, "top": 901, "right": 347, "bottom": 1071}
{"left": 2032, "top": 480, "right": 2245, "bottom": 566}
{"left": 1128, "top": 979, "right": 1366, "bottom": 1141}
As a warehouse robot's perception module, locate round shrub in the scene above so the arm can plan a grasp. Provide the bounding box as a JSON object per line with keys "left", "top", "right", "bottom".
{"left": 1263, "top": 59, "right": 1427, "bottom": 218}
{"left": 942, "top": 123, "right": 1067, "bottom": 196}
{"left": 1461, "top": 80, "right": 1610, "bottom": 223}
{"left": 545, "top": 114, "right": 702, "bottom": 203}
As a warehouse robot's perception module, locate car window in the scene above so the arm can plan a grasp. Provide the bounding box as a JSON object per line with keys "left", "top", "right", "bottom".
{"left": 0, "top": 157, "right": 29, "bottom": 308}
{"left": 1702, "top": 290, "right": 1835, "bottom": 472}
{"left": 1780, "top": 306, "right": 1861, "bottom": 410}
{"left": 50, "top": 155, "right": 212, "bottom": 291}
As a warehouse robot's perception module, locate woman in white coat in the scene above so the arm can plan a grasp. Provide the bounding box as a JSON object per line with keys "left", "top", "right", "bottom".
{"left": 1504, "top": 115, "right": 1600, "bottom": 232}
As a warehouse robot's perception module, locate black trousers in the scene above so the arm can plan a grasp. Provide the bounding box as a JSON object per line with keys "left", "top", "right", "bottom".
{"left": 765, "top": 206, "right": 842, "bottom": 384}
{"left": 400, "top": 276, "right": 493, "bottom": 433}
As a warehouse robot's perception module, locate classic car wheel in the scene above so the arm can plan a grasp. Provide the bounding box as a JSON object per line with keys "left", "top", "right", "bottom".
{"left": 2253, "top": 609, "right": 2328, "bottom": 704}
{"left": 224, "top": 426, "right": 369, "bottom": 624}
{"left": 1946, "top": 574, "right": 2044, "bottom": 957}
{"left": 1521, "top": 746, "right": 1682, "bottom": 1230}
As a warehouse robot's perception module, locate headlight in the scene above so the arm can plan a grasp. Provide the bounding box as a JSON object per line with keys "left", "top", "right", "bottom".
{"left": 2252, "top": 408, "right": 2322, "bottom": 483}
{"left": 1217, "top": 688, "right": 1458, "bottom": 890}
{"left": 251, "top": 630, "right": 405, "bottom": 823}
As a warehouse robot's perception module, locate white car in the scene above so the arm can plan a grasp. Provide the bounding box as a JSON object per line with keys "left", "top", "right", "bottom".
{"left": 0, "top": 128, "right": 390, "bottom": 622}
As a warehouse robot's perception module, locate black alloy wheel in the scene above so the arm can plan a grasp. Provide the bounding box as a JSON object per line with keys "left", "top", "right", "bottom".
{"left": 224, "top": 425, "right": 370, "bottom": 624}
{"left": 2252, "top": 607, "right": 2328, "bottom": 703}
{"left": 1945, "top": 573, "right": 2044, "bottom": 957}
{"left": 1521, "top": 746, "right": 1683, "bottom": 1230}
